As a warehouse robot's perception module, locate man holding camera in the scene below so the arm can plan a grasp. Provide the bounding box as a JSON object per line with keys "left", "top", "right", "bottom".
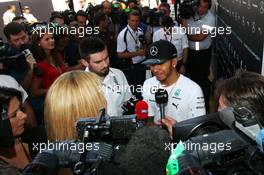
{"left": 2, "top": 22, "right": 36, "bottom": 91}
{"left": 182, "top": 0, "right": 215, "bottom": 112}
{"left": 79, "top": 37, "right": 133, "bottom": 116}
{"left": 117, "top": 10, "right": 147, "bottom": 99}
{"left": 142, "top": 40, "right": 205, "bottom": 124}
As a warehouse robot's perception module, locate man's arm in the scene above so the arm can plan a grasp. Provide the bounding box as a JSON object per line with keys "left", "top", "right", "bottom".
{"left": 117, "top": 49, "right": 145, "bottom": 60}
{"left": 30, "top": 78, "right": 47, "bottom": 97}
{"left": 188, "top": 86, "right": 206, "bottom": 118}
{"left": 20, "top": 53, "right": 36, "bottom": 90}
{"left": 116, "top": 29, "right": 146, "bottom": 60}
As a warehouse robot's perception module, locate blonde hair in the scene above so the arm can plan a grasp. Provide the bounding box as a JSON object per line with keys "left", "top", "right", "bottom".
{"left": 44, "top": 71, "right": 106, "bottom": 141}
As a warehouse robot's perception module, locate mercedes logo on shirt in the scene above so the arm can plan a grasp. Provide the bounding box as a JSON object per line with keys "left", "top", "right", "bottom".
{"left": 150, "top": 46, "right": 158, "bottom": 56}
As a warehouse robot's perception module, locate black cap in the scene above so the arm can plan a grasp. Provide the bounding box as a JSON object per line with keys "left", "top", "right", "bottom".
{"left": 142, "top": 40, "right": 177, "bottom": 65}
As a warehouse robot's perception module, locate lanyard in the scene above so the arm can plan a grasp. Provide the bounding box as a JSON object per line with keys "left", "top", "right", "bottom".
{"left": 128, "top": 28, "right": 139, "bottom": 45}
{"left": 164, "top": 33, "right": 172, "bottom": 42}
{"left": 164, "top": 28, "right": 172, "bottom": 42}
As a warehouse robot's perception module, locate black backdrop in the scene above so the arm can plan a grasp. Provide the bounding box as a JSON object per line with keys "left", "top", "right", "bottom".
{"left": 215, "top": 0, "right": 264, "bottom": 78}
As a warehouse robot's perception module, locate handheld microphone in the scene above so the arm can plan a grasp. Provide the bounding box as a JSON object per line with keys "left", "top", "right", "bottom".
{"left": 135, "top": 100, "right": 148, "bottom": 120}
{"left": 20, "top": 45, "right": 42, "bottom": 77}
{"left": 155, "top": 89, "right": 168, "bottom": 121}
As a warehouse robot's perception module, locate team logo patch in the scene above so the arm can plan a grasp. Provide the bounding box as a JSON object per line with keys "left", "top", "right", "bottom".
{"left": 150, "top": 46, "right": 158, "bottom": 56}
{"left": 174, "top": 89, "right": 182, "bottom": 97}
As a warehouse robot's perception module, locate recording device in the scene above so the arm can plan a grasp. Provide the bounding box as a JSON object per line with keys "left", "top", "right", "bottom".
{"left": 145, "top": 9, "right": 165, "bottom": 27}
{"left": 20, "top": 45, "right": 42, "bottom": 77}
{"left": 23, "top": 108, "right": 145, "bottom": 175}
{"left": 155, "top": 89, "right": 168, "bottom": 120}
{"left": 169, "top": 107, "right": 264, "bottom": 174}
{"left": 179, "top": 0, "right": 211, "bottom": 19}
{"left": 75, "top": 109, "right": 139, "bottom": 143}
{"left": 135, "top": 100, "right": 148, "bottom": 120}
{"left": 122, "top": 96, "right": 139, "bottom": 115}
{"left": 179, "top": 0, "right": 198, "bottom": 19}
{"left": 0, "top": 42, "right": 42, "bottom": 76}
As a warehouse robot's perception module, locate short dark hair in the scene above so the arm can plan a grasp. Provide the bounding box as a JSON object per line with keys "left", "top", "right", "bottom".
{"left": 79, "top": 37, "right": 107, "bottom": 60}
{"left": 101, "top": 0, "right": 111, "bottom": 7}
{"left": 75, "top": 10, "right": 87, "bottom": 18}
{"left": 3, "top": 22, "right": 26, "bottom": 39}
{"left": 94, "top": 11, "right": 107, "bottom": 26}
{"left": 120, "top": 126, "right": 170, "bottom": 175}
{"left": 0, "top": 86, "right": 22, "bottom": 108}
{"left": 12, "top": 16, "right": 26, "bottom": 22}
{"left": 216, "top": 70, "right": 264, "bottom": 125}
{"left": 128, "top": 9, "right": 141, "bottom": 19}
{"left": 161, "top": 16, "right": 174, "bottom": 28}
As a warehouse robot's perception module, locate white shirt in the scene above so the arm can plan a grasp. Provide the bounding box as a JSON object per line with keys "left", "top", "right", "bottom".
{"left": 0, "top": 75, "right": 28, "bottom": 103}
{"left": 23, "top": 13, "right": 38, "bottom": 23}
{"left": 117, "top": 25, "right": 145, "bottom": 64}
{"left": 142, "top": 74, "right": 206, "bottom": 122}
{"left": 153, "top": 26, "right": 189, "bottom": 60}
{"left": 3, "top": 10, "right": 15, "bottom": 25}
{"left": 186, "top": 10, "right": 215, "bottom": 50}
{"left": 85, "top": 67, "right": 133, "bottom": 116}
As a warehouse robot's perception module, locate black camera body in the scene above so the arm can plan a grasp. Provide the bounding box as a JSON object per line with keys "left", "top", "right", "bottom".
{"left": 179, "top": 0, "right": 199, "bottom": 19}
{"left": 75, "top": 115, "right": 138, "bottom": 144}
{"left": 171, "top": 108, "right": 264, "bottom": 174}
{"left": 23, "top": 109, "right": 144, "bottom": 175}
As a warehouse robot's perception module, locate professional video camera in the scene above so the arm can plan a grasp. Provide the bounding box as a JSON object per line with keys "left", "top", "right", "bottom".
{"left": 23, "top": 108, "right": 145, "bottom": 175}
{"left": 179, "top": 0, "right": 199, "bottom": 19}
{"left": 145, "top": 8, "right": 165, "bottom": 27}
{"left": 0, "top": 41, "right": 42, "bottom": 76}
{"left": 61, "top": 9, "right": 76, "bottom": 25}
{"left": 167, "top": 107, "right": 264, "bottom": 174}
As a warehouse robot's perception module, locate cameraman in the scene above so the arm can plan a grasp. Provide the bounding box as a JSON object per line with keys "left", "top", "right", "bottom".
{"left": 117, "top": 10, "right": 147, "bottom": 99}
{"left": 216, "top": 70, "right": 264, "bottom": 120}
{"left": 182, "top": 0, "right": 215, "bottom": 112}
{"left": 163, "top": 70, "right": 264, "bottom": 138}
{"left": 3, "top": 22, "right": 36, "bottom": 91}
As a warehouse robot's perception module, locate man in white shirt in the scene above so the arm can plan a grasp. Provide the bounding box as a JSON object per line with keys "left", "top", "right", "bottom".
{"left": 117, "top": 9, "right": 146, "bottom": 99}
{"left": 79, "top": 37, "right": 133, "bottom": 116}
{"left": 182, "top": 0, "right": 215, "bottom": 111}
{"left": 153, "top": 16, "right": 189, "bottom": 73}
{"left": 2, "top": 5, "right": 16, "bottom": 26}
{"left": 22, "top": 6, "right": 38, "bottom": 24}
{"left": 142, "top": 40, "right": 205, "bottom": 123}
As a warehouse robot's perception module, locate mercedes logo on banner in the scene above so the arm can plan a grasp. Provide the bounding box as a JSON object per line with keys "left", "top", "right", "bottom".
{"left": 150, "top": 46, "right": 158, "bottom": 56}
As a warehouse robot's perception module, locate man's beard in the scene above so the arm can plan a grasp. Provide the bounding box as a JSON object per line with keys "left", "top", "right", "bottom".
{"left": 90, "top": 67, "right": 110, "bottom": 77}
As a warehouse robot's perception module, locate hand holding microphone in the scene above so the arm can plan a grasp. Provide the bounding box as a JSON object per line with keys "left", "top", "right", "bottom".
{"left": 21, "top": 48, "right": 36, "bottom": 70}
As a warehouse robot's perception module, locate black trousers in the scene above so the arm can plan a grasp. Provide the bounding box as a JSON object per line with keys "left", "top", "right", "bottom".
{"left": 121, "top": 63, "right": 146, "bottom": 100}
{"left": 187, "top": 47, "right": 212, "bottom": 112}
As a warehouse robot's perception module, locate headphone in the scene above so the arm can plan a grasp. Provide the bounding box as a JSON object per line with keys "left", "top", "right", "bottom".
{"left": 233, "top": 105, "right": 264, "bottom": 153}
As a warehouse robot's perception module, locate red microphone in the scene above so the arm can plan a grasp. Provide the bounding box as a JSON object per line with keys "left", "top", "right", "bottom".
{"left": 135, "top": 100, "right": 148, "bottom": 120}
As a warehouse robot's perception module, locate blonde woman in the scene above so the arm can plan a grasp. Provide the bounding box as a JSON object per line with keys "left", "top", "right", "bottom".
{"left": 44, "top": 71, "right": 107, "bottom": 141}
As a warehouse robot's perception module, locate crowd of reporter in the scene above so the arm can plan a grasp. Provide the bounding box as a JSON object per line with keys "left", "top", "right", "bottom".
{"left": 1, "top": 0, "right": 264, "bottom": 174}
